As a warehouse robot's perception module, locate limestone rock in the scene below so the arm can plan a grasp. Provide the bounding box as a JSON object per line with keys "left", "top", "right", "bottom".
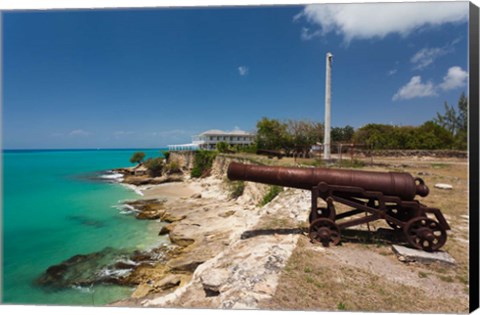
{"left": 154, "top": 274, "right": 182, "bottom": 290}
{"left": 392, "top": 245, "right": 456, "bottom": 265}
{"left": 434, "top": 183, "right": 453, "bottom": 190}
{"left": 159, "top": 224, "right": 174, "bottom": 236}
{"left": 161, "top": 212, "right": 187, "bottom": 223}
{"left": 167, "top": 257, "right": 205, "bottom": 273}
{"left": 132, "top": 283, "right": 152, "bottom": 299}
{"left": 218, "top": 210, "right": 236, "bottom": 218}
{"left": 200, "top": 269, "right": 230, "bottom": 293}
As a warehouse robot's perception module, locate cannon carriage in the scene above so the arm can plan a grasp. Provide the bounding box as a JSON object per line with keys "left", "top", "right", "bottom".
{"left": 227, "top": 162, "right": 450, "bottom": 252}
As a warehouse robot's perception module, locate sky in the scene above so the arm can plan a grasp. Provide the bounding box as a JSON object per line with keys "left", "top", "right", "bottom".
{"left": 1, "top": 1, "right": 470, "bottom": 149}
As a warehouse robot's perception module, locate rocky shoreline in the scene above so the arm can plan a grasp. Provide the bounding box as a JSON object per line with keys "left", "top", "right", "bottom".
{"left": 35, "top": 154, "right": 307, "bottom": 307}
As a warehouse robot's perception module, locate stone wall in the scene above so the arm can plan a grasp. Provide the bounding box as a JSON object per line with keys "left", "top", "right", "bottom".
{"left": 355, "top": 149, "right": 467, "bottom": 159}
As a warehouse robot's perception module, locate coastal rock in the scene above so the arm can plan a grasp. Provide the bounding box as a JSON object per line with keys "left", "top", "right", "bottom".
{"left": 167, "top": 257, "right": 205, "bottom": 273}
{"left": 36, "top": 247, "right": 133, "bottom": 288}
{"left": 168, "top": 233, "right": 195, "bottom": 247}
{"left": 132, "top": 283, "right": 152, "bottom": 299}
{"left": 123, "top": 199, "right": 166, "bottom": 220}
{"left": 122, "top": 174, "right": 185, "bottom": 186}
{"left": 200, "top": 269, "right": 230, "bottom": 293}
{"left": 159, "top": 224, "right": 175, "bottom": 236}
{"left": 155, "top": 274, "right": 182, "bottom": 290}
{"left": 161, "top": 212, "right": 187, "bottom": 223}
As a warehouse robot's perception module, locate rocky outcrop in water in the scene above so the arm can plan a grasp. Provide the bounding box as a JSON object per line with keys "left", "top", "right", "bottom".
{"left": 35, "top": 245, "right": 185, "bottom": 290}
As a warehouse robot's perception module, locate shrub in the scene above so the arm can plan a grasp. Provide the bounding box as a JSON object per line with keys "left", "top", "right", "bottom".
{"left": 144, "top": 157, "right": 164, "bottom": 177}
{"left": 228, "top": 181, "right": 245, "bottom": 199}
{"left": 259, "top": 185, "right": 283, "bottom": 206}
{"left": 129, "top": 151, "right": 146, "bottom": 165}
{"left": 162, "top": 150, "right": 171, "bottom": 161}
{"left": 191, "top": 150, "right": 217, "bottom": 178}
{"left": 216, "top": 142, "right": 230, "bottom": 153}
{"left": 165, "top": 161, "right": 182, "bottom": 174}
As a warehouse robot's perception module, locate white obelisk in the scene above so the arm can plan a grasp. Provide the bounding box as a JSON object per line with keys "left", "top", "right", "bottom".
{"left": 323, "top": 52, "right": 333, "bottom": 160}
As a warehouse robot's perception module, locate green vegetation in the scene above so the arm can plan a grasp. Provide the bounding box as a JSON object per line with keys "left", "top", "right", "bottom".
{"left": 129, "top": 151, "right": 146, "bottom": 165}
{"left": 165, "top": 160, "right": 181, "bottom": 174}
{"left": 143, "top": 157, "right": 164, "bottom": 177}
{"left": 259, "top": 185, "right": 283, "bottom": 206}
{"left": 216, "top": 141, "right": 236, "bottom": 153}
{"left": 227, "top": 180, "right": 245, "bottom": 199}
{"left": 161, "top": 150, "right": 170, "bottom": 161}
{"left": 337, "top": 302, "right": 347, "bottom": 310}
{"left": 435, "top": 92, "right": 468, "bottom": 150}
{"left": 353, "top": 121, "right": 455, "bottom": 150}
{"left": 354, "top": 93, "right": 467, "bottom": 150}
{"left": 191, "top": 150, "right": 218, "bottom": 178}
{"left": 338, "top": 159, "right": 365, "bottom": 168}
{"left": 253, "top": 93, "right": 466, "bottom": 154}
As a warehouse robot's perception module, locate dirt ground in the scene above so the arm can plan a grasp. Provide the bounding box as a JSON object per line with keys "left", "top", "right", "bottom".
{"left": 257, "top": 155, "right": 470, "bottom": 313}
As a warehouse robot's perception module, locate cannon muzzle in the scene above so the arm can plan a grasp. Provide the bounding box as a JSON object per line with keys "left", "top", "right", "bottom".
{"left": 227, "top": 162, "right": 429, "bottom": 200}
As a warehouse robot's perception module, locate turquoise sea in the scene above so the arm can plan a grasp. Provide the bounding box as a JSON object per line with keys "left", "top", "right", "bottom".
{"left": 2, "top": 149, "right": 167, "bottom": 306}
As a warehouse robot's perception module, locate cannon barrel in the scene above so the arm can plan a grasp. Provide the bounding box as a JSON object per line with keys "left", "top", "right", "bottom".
{"left": 227, "top": 162, "right": 429, "bottom": 200}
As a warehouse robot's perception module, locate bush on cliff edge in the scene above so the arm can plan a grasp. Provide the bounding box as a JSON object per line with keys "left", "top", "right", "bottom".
{"left": 191, "top": 150, "right": 218, "bottom": 178}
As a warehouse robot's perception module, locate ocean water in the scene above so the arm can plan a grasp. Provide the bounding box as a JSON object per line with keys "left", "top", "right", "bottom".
{"left": 2, "top": 149, "right": 167, "bottom": 306}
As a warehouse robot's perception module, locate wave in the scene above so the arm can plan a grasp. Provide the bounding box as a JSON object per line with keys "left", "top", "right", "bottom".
{"left": 120, "top": 184, "right": 144, "bottom": 196}
{"left": 112, "top": 204, "right": 139, "bottom": 215}
{"left": 100, "top": 173, "right": 124, "bottom": 181}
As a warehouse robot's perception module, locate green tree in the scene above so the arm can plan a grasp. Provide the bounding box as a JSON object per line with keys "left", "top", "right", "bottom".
{"left": 354, "top": 124, "right": 396, "bottom": 149}
{"left": 331, "top": 125, "right": 355, "bottom": 143}
{"left": 129, "top": 151, "right": 146, "bottom": 165}
{"left": 216, "top": 141, "right": 231, "bottom": 153}
{"left": 416, "top": 121, "right": 454, "bottom": 150}
{"left": 286, "top": 120, "right": 323, "bottom": 156}
{"left": 435, "top": 92, "right": 468, "bottom": 150}
{"left": 256, "top": 117, "right": 290, "bottom": 151}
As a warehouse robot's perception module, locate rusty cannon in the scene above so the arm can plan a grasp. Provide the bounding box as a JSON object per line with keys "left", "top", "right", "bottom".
{"left": 227, "top": 162, "right": 450, "bottom": 252}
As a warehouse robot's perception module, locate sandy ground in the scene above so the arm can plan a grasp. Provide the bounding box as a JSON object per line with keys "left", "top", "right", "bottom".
{"left": 138, "top": 182, "right": 202, "bottom": 200}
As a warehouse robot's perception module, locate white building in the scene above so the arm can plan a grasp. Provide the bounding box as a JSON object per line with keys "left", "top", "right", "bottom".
{"left": 168, "top": 129, "right": 255, "bottom": 151}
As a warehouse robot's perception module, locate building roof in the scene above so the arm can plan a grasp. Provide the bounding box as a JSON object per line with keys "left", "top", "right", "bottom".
{"left": 199, "top": 129, "right": 253, "bottom": 136}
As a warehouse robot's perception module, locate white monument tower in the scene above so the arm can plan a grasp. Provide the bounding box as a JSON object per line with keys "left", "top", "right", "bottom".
{"left": 323, "top": 52, "right": 333, "bottom": 160}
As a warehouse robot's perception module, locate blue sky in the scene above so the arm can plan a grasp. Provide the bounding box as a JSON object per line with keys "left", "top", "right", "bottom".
{"left": 2, "top": 2, "right": 469, "bottom": 149}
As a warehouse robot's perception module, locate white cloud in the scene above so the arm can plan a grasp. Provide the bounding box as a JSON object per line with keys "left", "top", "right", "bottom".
{"left": 411, "top": 47, "right": 451, "bottom": 70}
{"left": 301, "top": 27, "right": 322, "bottom": 40}
{"left": 392, "top": 76, "right": 436, "bottom": 101}
{"left": 388, "top": 69, "right": 398, "bottom": 76}
{"left": 393, "top": 66, "right": 468, "bottom": 101}
{"left": 238, "top": 66, "right": 249, "bottom": 76}
{"left": 439, "top": 66, "right": 468, "bottom": 91}
{"left": 296, "top": 2, "right": 467, "bottom": 42}
{"left": 69, "top": 129, "right": 91, "bottom": 136}
{"left": 410, "top": 38, "right": 461, "bottom": 70}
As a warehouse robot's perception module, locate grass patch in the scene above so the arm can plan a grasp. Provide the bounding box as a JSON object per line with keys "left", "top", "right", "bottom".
{"left": 337, "top": 159, "right": 365, "bottom": 168}
{"left": 337, "top": 302, "right": 347, "bottom": 310}
{"left": 418, "top": 271, "right": 428, "bottom": 279}
{"left": 431, "top": 163, "right": 448, "bottom": 168}
{"left": 438, "top": 275, "right": 454, "bottom": 283}
{"left": 259, "top": 185, "right": 283, "bottom": 206}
